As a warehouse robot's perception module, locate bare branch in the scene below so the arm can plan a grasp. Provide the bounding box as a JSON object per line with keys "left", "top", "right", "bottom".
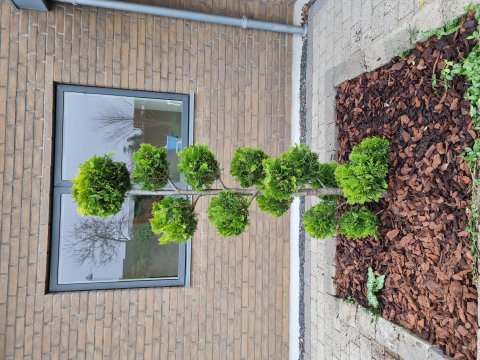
{"left": 219, "top": 178, "right": 229, "bottom": 190}
{"left": 66, "top": 211, "right": 130, "bottom": 267}
{"left": 128, "top": 187, "right": 345, "bottom": 197}
{"left": 247, "top": 191, "right": 259, "bottom": 206}
{"left": 193, "top": 195, "right": 205, "bottom": 209}
{"left": 168, "top": 179, "right": 180, "bottom": 192}
{"left": 316, "top": 177, "right": 326, "bottom": 188}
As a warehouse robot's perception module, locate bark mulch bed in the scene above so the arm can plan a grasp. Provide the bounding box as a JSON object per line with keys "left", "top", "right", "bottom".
{"left": 334, "top": 12, "right": 478, "bottom": 359}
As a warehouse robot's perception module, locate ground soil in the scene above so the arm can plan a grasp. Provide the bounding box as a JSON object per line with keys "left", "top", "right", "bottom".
{"left": 334, "top": 12, "right": 479, "bottom": 359}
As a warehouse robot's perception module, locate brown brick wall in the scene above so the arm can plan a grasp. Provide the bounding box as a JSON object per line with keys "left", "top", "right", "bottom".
{"left": 0, "top": 0, "right": 293, "bottom": 358}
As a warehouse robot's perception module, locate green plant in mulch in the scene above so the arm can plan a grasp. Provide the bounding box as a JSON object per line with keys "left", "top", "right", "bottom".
{"left": 207, "top": 191, "right": 250, "bottom": 236}
{"left": 398, "top": 48, "right": 413, "bottom": 59}
{"left": 132, "top": 144, "right": 170, "bottom": 190}
{"left": 423, "top": 15, "right": 462, "bottom": 39}
{"left": 366, "top": 267, "right": 385, "bottom": 309}
{"left": 439, "top": 59, "right": 461, "bottom": 90}
{"left": 230, "top": 147, "right": 269, "bottom": 188}
{"left": 435, "top": 5, "right": 480, "bottom": 276}
{"left": 72, "top": 154, "right": 131, "bottom": 217}
{"left": 150, "top": 197, "right": 198, "bottom": 245}
{"left": 178, "top": 144, "right": 221, "bottom": 191}
{"left": 335, "top": 137, "right": 390, "bottom": 204}
{"left": 463, "top": 141, "right": 480, "bottom": 267}
{"left": 339, "top": 207, "right": 379, "bottom": 240}
{"left": 303, "top": 201, "right": 337, "bottom": 239}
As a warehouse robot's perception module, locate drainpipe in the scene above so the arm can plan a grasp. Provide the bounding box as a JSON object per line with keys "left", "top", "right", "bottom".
{"left": 54, "top": 0, "right": 307, "bottom": 36}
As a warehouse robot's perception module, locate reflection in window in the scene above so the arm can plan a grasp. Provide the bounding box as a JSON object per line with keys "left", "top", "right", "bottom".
{"left": 59, "top": 195, "right": 179, "bottom": 284}
{"left": 62, "top": 93, "right": 184, "bottom": 183}
{"left": 50, "top": 85, "right": 191, "bottom": 291}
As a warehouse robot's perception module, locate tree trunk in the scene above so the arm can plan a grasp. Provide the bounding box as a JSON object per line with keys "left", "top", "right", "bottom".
{"left": 128, "top": 187, "right": 344, "bottom": 197}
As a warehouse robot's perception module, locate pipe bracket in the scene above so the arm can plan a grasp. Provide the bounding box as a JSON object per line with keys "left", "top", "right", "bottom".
{"left": 241, "top": 16, "right": 248, "bottom": 29}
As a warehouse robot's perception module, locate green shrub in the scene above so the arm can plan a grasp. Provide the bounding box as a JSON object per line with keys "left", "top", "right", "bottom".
{"left": 366, "top": 267, "right": 385, "bottom": 309}
{"left": 335, "top": 137, "right": 390, "bottom": 204}
{"left": 311, "top": 162, "right": 338, "bottom": 188}
{"left": 72, "top": 154, "right": 131, "bottom": 217}
{"left": 339, "top": 207, "right": 379, "bottom": 240}
{"left": 256, "top": 195, "right": 292, "bottom": 217}
{"left": 150, "top": 197, "right": 198, "bottom": 245}
{"left": 230, "top": 147, "right": 269, "bottom": 188}
{"left": 132, "top": 144, "right": 169, "bottom": 190}
{"left": 262, "top": 157, "right": 298, "bottom": 200}
{"left": 311, "top": 162, "right": 340, "bottom": 201}
{"left": 178, "top": 145, "right": 221, "bottom": 191}
{"left": 303, "top": 201, "right": 337, "bottom": 239}
{"left": 282, "top": 144, "right": 320, "bottom": 186}
{"left": 207, "top": 191, "right": 249, "bottom": 236}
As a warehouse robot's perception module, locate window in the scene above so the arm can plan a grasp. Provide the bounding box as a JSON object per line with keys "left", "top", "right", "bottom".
{"left": 49, "top": 85, "right": 193, "bottom": 292}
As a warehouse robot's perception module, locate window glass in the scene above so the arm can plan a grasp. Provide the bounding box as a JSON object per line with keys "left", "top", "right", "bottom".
{"left": 57, "top": 194, "right": 179, "bottom": 284}
{"left": 62, "top": 92, "right": 184, "bottom": 182}
{"left": 50, "top": 86, "right": 190, "bottom": 291}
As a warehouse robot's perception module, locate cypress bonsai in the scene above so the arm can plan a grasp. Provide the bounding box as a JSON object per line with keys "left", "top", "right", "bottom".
{"left": 71, "top": 137, "right": 390, "bottom": 244}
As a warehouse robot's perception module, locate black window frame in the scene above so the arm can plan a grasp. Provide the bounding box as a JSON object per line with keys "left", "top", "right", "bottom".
{"left": 49, "top": 84, "right": 194, "bottom": 292}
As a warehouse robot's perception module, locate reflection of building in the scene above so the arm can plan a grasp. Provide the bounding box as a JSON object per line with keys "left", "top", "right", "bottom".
{"left": 133, "top": 100, "right": 183, "bottom": 181}
{"left": 121, "top": 196, "right": 179, "bottom": 280}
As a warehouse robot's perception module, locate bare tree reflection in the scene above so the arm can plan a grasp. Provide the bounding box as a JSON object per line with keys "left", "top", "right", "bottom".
{"left": 95, "top": 102, "right": 164, "bottom": 150}
{"left": 66, "top": 212, "right": 130, "bottom": 267}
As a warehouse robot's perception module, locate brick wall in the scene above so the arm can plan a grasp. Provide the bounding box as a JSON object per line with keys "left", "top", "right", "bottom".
{"left": 0, "top": 0, "right": 293, "bottom": 358}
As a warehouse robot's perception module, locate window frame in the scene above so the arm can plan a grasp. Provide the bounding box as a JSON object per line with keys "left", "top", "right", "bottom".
{"left": 49, "top": 84, "right": 193, "bottom": 292}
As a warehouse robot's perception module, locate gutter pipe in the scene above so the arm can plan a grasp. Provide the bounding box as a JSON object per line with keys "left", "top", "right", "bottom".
{"left": 55, "top": 0, "right": 307, "bottom": 36}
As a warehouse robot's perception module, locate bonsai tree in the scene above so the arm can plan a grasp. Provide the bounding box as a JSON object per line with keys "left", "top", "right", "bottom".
{"left": 71, "top": 137, "right": 390, "bottom": 244}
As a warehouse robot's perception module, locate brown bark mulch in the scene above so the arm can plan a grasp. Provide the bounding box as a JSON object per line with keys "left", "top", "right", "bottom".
{"left": 334, "top": 12, "right": 479, "bottom": 359}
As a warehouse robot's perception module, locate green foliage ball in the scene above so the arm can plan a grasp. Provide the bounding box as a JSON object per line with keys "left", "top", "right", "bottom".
{"left": 178, "top": 145, "right": 221, "bottom": 191}
{"left": 311, "top": 162, "right": 340, "bottom": 201}
{"left": 262, "top": 157, "right": 298, "bottom": 200}
{"left": 256, "top": 195, "right": 292, "bottom": 217}
{"left": 72, "top": 154, "right": 131, "bottom": 217}
{"left": 230, "top": 147, "right": 269, "bottom": 188}
{"left": 302, "top": 201, "right": 337, "bottom": 239}
{"left": 282, "top": 144, "right": 320, "bottom": 186}
{"left": 150, "top": 197, "right": 198, "bottom": 245}
{"left": 132, "top": 144, "right": 169, "bottom": 190}
{"left": 311, "top": 162, "right": 338, "bottom": 188}
{"left": 335, "top": 137, "right": 390, "bottom": 204}
{"left": 339, "top": 207, "right": 379, "bottom": 240}
{"left": 207, "top": 191, "right": 249, "bottom": 237}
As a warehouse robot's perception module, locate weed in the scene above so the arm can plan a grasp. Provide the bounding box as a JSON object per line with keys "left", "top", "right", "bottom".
{"left": 366, "top": 267, "right": 385, "bottom": 309}
{"left": 408, "top": 27, "right": 419, "bottom": 43}
{"left": 431, "top": 73, "right": 438, "bottom": 88}
{"left": 424, "top": 6, "right": 480, "bottom": 276}
{"left": 439, "top": 60, "right": 461, "bottom": 90}
{"left": 398, "top": 48, "right": 412, "bottom": 59}
{"left": 423, "top": 16, "right": 462, "bottom": 39}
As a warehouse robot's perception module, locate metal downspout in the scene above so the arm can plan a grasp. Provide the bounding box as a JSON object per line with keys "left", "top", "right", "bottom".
{"left": 55, "top": 0, "right": 307, "bottom": 36}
